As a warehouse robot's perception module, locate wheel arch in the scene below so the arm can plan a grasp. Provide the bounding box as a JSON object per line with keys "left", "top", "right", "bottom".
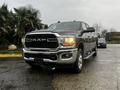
{"left": 78, "top": 43, "right": 84, "bottom": 51}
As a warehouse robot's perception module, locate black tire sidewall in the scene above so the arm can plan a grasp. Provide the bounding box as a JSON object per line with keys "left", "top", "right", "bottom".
{"left": 73, "top": 49, "right": 83, "bottom": 73}
{"left": 93, "top": 47, "right": 97, "bottom": 56}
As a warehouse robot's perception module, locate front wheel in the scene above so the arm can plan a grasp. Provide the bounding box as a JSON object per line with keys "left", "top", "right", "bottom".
{"left": 73, "top": 50, "right": 83, "bottom": 73}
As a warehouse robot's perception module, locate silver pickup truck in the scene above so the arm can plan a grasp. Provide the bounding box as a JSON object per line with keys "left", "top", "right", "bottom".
{"left": 22, "top": 21, "right": 98, "bottom": 73}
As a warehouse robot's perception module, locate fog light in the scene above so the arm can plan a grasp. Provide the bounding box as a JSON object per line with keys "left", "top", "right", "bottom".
{"left": 61, "top": 53, "right": 72, "bottom": 59}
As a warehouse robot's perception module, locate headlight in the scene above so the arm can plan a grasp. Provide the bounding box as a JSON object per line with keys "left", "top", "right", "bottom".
{"left": 62, "top": 37, "right": 76, "bottom": 47}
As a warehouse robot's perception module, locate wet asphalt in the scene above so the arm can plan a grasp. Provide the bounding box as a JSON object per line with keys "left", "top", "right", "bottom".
{"left": 0, "top": 58, "right": 53, "bottom": 90}
{"left": 0, "top": 44, "right": 120, "bottom": 90}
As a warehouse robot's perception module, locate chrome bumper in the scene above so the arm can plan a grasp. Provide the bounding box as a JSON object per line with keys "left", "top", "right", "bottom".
{"left": 23, "top": 48, "right": 78, "bottom": 64}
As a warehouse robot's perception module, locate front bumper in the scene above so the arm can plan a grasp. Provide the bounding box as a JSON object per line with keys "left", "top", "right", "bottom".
{"left": 23, "top": 48, "right": 78, "bottom": 65}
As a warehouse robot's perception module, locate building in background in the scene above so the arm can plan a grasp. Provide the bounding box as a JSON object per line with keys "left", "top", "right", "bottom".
{"left": 106, "top": 32, "right": 120, "bottom": 43}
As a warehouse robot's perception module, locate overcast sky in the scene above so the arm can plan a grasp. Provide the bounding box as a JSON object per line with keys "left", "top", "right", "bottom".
{"left": 0, "top": 0, "right": 120, "bottom": 31}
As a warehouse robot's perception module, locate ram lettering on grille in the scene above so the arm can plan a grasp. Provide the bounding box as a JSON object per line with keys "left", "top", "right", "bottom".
{"left": 25, "top": 34, "right": 59, "bottom": 48}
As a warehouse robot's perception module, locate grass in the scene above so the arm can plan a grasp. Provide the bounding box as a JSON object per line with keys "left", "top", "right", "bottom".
{"left": 0, "top": 49, "right": 22, "bottom": 54}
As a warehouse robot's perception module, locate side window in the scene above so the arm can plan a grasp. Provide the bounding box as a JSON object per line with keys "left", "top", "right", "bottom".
{"left": 85, "top": 23, "right": 89, "bottom": 28}
{"left": 82, "top": 23, "right": 87, "bottom": 30}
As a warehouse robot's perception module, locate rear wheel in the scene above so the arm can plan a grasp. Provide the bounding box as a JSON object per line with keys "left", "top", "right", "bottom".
{"left": 93, "top": 47, "right": 97, "bottom": 57}
{"left": 73, "top": 50, "right": 83, "bottom": 73}
{"left": 104, "top": 45, "right": 107, "bottom": 48}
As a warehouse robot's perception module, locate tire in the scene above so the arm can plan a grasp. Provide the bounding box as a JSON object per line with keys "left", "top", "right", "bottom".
{"left": 93, "top": 47, "right": 97, "bottom": 57}
{"left": 104, "top": 45, "right": 107, "bottom": 48}
{"left": 73, "top": 49, "right": 83, "bottom": 73}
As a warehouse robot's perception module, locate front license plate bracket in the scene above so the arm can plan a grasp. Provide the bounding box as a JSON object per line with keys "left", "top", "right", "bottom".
{"left": 34, "top": 58, "right": 43, "bottom": 64}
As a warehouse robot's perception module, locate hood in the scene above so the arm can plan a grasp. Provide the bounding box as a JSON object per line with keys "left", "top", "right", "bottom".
{"left": 30, "top": 29, "right": 79, "bottom": 36}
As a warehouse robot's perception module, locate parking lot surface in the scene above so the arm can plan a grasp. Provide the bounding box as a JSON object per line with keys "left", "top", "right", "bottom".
{"left": 0, "top": 58, "right": 53, "bottom": 90}
{"left": 0, "top": 44, "right": 120, "bottom": 90}
{"left": 53, "top": 44, "right": 120, "bottom": 90}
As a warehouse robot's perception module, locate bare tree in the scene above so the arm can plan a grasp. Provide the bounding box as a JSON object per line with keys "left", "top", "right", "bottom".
{"left": 101, "top": 29, "right": 107, "bottom": 38}
{"left": 110, "top": 28, "right": 116, "bottom": 32}
{"left": 93, "top": 23, "right": 102, "bottom": 33}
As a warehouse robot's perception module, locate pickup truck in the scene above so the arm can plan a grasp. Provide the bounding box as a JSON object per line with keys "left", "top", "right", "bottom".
{"left": 22, "top": 21, "right": 98, "bottom": 73}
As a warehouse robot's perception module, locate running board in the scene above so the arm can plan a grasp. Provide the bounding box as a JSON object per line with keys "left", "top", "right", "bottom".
{"left": 83, "top": 51, "right": 95, "bottom": 60}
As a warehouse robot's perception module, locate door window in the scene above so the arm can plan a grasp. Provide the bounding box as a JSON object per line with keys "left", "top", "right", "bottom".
{"left": 82, "top": 23, "right": 87, "bottom": 30}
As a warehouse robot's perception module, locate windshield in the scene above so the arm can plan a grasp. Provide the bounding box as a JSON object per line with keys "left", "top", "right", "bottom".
{"left": 98, "top": 38, "right": 106, "bottom": 42}
{"left": 48, "top": 22, "right": 81, "bottom": 31}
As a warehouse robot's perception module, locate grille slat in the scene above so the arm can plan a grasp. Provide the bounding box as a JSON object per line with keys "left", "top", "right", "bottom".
{"left": 25, "top": 34, "right": 59, "bottom": 48}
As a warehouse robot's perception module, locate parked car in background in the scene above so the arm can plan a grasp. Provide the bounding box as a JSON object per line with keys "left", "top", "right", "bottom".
{"left": 97, "top": 38, "right": 107, "bottom": 48}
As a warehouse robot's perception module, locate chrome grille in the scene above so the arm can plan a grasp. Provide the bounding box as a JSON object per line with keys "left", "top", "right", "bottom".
{"left": 25, "top": 34, "right": 59, "bottom": 48}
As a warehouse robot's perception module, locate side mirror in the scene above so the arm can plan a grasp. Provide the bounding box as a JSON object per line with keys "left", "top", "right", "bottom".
{"left": 87, "top": 27, "right": 95, "bottom": 32}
